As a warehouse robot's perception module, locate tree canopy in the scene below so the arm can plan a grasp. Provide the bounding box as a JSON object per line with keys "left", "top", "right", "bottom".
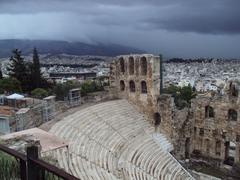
{"left": 31, "top": 88, "right": 48, "bottom": 99}
{"left": 31, "top": 47, "right": 42, "bottom": 89}
{"left": 7, "top": 49, "right": 30, "bottom": 92}
{"left": 6, "top": 48, "right": 49, "bottom": 93}
{"left": 0, "top": 77, "right": 22, "bottom": 94}
{"left": 163, "top": 84, "right": 196, "bottom": 109}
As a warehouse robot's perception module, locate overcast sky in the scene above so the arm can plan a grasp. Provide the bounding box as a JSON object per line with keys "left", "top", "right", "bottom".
{"left": 0, "top": 0, "right": 240, "bottom": 58}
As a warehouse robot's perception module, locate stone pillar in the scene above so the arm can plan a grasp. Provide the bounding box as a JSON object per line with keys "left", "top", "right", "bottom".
{"left": 220, "top": 140, "right": 225, "bottom": 161}
{"left": 235, "top": 144, "right": 240, "bottom": 163}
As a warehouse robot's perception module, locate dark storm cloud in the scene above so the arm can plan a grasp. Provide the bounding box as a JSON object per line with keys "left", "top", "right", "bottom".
{"left": 1, "top": 0, "right": 240, "bottom": 57}
{"left": 1, "top": 0, "right": 240, "bottom": 35}
{"left": 146, "top": 1, "right": 240, "bottom": 34}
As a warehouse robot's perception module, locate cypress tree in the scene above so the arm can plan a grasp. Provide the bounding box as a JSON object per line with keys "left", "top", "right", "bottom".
{"left": 32, "top": 47, "right": 42, "bottom": 88}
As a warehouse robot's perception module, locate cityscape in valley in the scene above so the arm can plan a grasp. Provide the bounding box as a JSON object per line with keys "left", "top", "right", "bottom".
{"left": 1, "top": 52, "right": 239, "bottom": 92}
{"left": 0, "top": 1, "right": 240, "bottom": 180}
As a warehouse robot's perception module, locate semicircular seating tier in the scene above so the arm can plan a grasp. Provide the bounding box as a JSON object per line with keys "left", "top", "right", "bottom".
{"left": 49, "top": 99, "right": 194, "bottom": 180}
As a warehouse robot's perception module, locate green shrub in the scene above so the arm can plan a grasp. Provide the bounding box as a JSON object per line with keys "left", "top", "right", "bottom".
{"left": 53, "top": 81, "right": 80, "bottom": 100}
{"left": 0, "top": 151, "right": 20, "bottom": 179}
{"left": 81, "top": 80, "right": 104, "bottom": 96}
{"left": 0, "top": 77, "right": 22, "bottom": 94}
{"left": 163, "top": 84, "right": 196, "bottom": 109}
{"left": 31, "top": 88, "right": 48, "bottom": 99}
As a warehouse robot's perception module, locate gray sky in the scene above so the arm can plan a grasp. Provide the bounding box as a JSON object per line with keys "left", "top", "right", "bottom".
{"left": 0, "top": 0, "right": 240, "bottom": 58}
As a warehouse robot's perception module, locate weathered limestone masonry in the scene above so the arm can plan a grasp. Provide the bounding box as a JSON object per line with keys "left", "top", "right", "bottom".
{"left": 157, "top": 94, "right": 192, "bottom": 159}
{"left": 110, "top": 54, "right": 161, "bottom": 120}
{"left": 109, "top": 54, "right": 191, "bottom": 156}
{"left": 156, "top": 82, "right": 240, "bottom": 167}
{"left": 110, "top": 54, "right": 240, "bottom": 168}
{"left": 189, "top": 83, "right": 240, "bottom": 166}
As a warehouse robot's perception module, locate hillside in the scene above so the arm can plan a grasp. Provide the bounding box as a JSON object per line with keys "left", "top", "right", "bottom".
{"left": 0, "top": 39, "right": 145, "bottom": 58}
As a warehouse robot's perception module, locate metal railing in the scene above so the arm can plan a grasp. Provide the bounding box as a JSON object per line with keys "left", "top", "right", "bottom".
{"left": 0, "top": 144, "right": 79, "bottom": 180}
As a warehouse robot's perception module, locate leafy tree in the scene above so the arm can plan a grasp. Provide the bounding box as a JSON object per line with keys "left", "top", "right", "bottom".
{"left": 97, "top": 76, "right": 109, "bottom": 86}
{"left": 7, "top": 49, "right": 31, "bottom": 92}
{"left": 31, "top": 48, "right": 42, "bottom": 88}
{"left": 163, "top": 84, "right": 196, "bottom": 109}
{"left": 31, "top": 88, "right": 48, "bottom": 99}
{"left": 179, "top": 85, "right": 196, "bottom": 104}
{"left": 53, "top": 81, "right": 80, "bottom": 100}
{"left": 81, "top": 80, "right": 104, "bottom": 96}
{"left": 0, "top": 77, "right": 22, "bottom": 94}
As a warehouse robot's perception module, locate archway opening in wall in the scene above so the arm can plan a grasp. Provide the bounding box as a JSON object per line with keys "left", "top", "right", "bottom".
{"left": 215, "top": 140, "right": 221, "bottom": 156}
{"left": 224, "top": 141, "right": 236, "bottom": 166}
{"left": 205, "top": 139, "right": 210, "bottom": 154}
{"left": 185, "top": 138, "right": 190, "bottom": 159}
{"left": 154, "top": 112, "right": 161, "bottom": 126}
{"left": 228, "top": 109, "right": 238, "bottom": 121}
{"left": 230, "top": 82, "right": 238, "bottom": 97}
{"left": 205, "top": 105, "right": 214, "bottom": 118}
{"left": 140, "top": 56, "right": 147, "bottom": 76}
{"left": 120, "top": 80, "right": 125, "bottom": 91}
{"left": 129, "top": 57, "right": 134, "bottom": 75}
{"left": 119, "top": 57, "right": 125, "bottom": 73}
{"left": 129, "top": 80, "right": 135, "bottom": 92}
{"left": 141, "top": 81, "right": 147, "bottom": 94}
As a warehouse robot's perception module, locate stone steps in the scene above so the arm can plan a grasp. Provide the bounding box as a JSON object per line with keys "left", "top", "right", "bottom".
{"left": 49, "top": 99, "right": 194, "bottom": 180}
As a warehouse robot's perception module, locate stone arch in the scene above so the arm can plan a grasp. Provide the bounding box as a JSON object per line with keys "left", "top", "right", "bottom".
{"left": 205, "top": 139, "right": 210, "bottom": 154}
{"left": 154, "top": 112, "right": 161, "bottom": 126}
{"left": 224, "top": 141, "right": 236, "bottom": 166}
{"left": 120, "top": 80, "right": 125, "bottom": 91}
{"left": 205, "top": 105, "right": 214, "bottom": 118}
{"left": 128, "top": 57, "right": 134, "bottom": 75}
{"left": 129, "top": 80, "right": 135, "bottom": 92}
{"left": 228, "top": 109, "right": 238, "bottom": 121}
{"left": 119, "top": 57, "right": 125, "bottom": 73}
{"left": 140, "top": 56, "right": 147, "bottom": 75}
{"left": 215, "top": 140, "right": 221, "bottom": 156}
{"left": 185, "top": 138, "right": 190, "bottom": 158}
{"left": 229, "top": 82, "right": 238, "bottom": 97}
{"left": 141, "top": 81, "right": 147, "bottom": 94}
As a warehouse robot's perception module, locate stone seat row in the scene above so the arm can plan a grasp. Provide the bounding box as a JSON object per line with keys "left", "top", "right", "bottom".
{"left": 120, "top": 136, "right": 193, "bottom": 180}
{"left": 49, "top": 100, "right": 194, "bottom": 180}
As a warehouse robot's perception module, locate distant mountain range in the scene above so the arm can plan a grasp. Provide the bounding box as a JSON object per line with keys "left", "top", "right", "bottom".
{"left": 0, "top": 39, "right": 145, "bottom": 58}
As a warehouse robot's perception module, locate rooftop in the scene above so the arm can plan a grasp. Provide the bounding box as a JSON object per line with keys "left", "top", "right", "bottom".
{"left": 0, "top": 128, "right": 68, "bottom": 153}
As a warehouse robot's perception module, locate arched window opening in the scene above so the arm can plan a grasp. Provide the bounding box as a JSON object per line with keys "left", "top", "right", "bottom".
{"left": 141, "top": 81, "right": 147, "bottom": 94}
{"left": 215, "top": 140, "right": 221, "bottom": 156}
{"left": 228, "top": 109, "right": 237, "bottom": 121}
{"left": 140, "top": 56, "right": 147, "bottom": 75}
{"left": 185, "top": 138, "right": 190, "bottom": 158}
{"left": 205, "top": 139, "right": 210, "bottom": 154}
{"left": 230, "top": 83, "right": 238, "bottom": 97}
{"left": 205, "top": 106, "right": 214, "bottom": 118}
{"left": 120, "top": 80, "right": 125, "bottom": 91}
{"left": 129, "top": 57, "right": 134, "bottom": 75}
{"left": 154, "top": 112, "right": 161, "bottom": 126}
{"left": 129, "top": 80, "right": 135, "bottom": 92}
{"left": 224, "top": 141, "right": 236, "bottom": 166}
{"left": 119, "top": 57, "right": 125, "bottom": 73}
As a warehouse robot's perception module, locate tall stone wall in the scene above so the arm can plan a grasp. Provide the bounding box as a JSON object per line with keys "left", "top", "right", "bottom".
{"left": 110, "top": 54, "right": 240, "bottom": 168}
{"left": 110, "top": 54, "right": 161, "bottom": 120}
{"left": 190, "top": 92, "right": 240, "bottom": 165}
{"left": 157, "top": 95, "right": 193, "bottom": 159}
